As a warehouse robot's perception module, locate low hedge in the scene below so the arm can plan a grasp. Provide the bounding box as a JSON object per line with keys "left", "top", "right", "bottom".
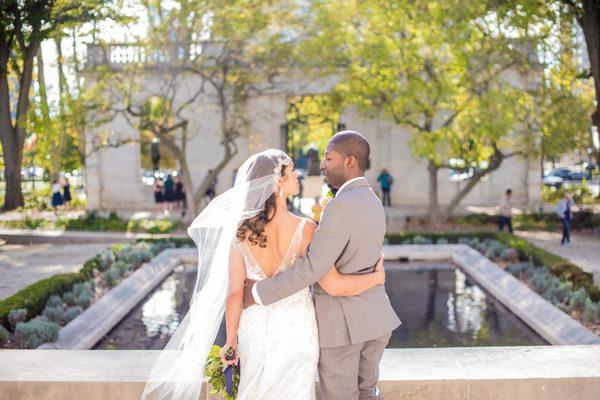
{"left": 452, "top": 211, "right": 599, "bottom": 231}
{"left": 385, "top": 231, "right": 600, "bottom": 302}
{"left": 0, "top": 273, "right": 85, "bottom": 331}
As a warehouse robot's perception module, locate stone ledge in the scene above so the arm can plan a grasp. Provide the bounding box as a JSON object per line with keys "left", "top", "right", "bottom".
{"left": 1, "top": 346, "right": 599, "bottom": 400}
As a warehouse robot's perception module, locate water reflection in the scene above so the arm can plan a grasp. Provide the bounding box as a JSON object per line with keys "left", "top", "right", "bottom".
{"left": 447, "top": 269, "right": 487, "bottom": 338}
{"left": 94, "top": 262, "right": 547, "bottom": 350}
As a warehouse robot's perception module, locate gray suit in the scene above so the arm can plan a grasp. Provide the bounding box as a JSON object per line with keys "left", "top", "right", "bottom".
{"left": 256, "top": 177, "right": 401, "bottom": 400}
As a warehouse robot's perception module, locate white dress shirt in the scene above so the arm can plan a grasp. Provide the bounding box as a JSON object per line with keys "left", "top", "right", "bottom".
{"left": 251, "top": 176, "right": 367, "bottom": 305}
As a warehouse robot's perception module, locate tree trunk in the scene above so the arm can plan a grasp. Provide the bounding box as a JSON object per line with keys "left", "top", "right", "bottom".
{"left": 443, "top": 149, "right": 507, "bottom": 219}
{"left": 0, "top": 37, "right": 39, "bottom": 210}
{"left": 577, "top": 1, "right": 600, "bottom": 158}
{"left": 49, "top": 37, "right": 69, "bottom": 182}
{"left": 427, "top": 160, "right": 441, "bottom": 227}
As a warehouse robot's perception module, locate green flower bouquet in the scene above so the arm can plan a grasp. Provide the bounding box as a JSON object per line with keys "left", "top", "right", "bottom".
{"left": 204, "top": 345, "right": 240, "bottom": 399}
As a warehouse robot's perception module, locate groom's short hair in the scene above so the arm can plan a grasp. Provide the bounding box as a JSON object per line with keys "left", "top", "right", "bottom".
{"left": 330, "top": 130, "right": 370, "bottom": 171}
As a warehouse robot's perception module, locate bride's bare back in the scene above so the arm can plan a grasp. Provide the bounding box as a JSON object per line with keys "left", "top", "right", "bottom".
{"left": 243, "top": 214, "right": 308, "bottom": 278}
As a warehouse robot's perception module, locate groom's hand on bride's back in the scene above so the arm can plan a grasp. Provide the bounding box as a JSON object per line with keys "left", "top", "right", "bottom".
{"left": 243, "top": 279, "right": 257, "bottom": 309}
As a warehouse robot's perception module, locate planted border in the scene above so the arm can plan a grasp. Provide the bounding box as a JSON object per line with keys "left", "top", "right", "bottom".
{"left": 0, "top": 239, "right": 187, "bottom": 348}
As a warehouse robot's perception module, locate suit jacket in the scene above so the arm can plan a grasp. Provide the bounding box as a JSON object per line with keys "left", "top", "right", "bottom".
{"left": 256, "top": 177, "right": 401, "bottom": 347}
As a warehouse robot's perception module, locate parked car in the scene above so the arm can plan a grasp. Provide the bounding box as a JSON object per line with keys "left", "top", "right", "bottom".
{"left": 567, "top": 171, "right": 587, "bottom": 181}
{"left": 551, "top": 168, "right": 572, "bottom": 180}
{"left": 543, "top": 174, "right": 563, "bottom": 187}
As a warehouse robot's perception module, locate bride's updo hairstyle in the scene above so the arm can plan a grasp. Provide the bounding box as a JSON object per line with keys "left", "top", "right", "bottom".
{"left": 235, "top": 150, "right": 291, "bottom": 247}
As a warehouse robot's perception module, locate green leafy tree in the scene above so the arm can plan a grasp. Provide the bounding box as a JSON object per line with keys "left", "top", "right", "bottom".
{"left": 0, "top": 0, "right": 120, "bottom": 210}
{"left": 91, "top": 0, "right": 298, "bottom": 218}
{"left": 307, "top": 0, "right": 538, "bottom": 224}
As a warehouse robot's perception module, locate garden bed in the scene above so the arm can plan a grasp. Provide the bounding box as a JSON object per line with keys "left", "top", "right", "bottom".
{"left": 0, "top": 238, "right": 187, "bottom": 349}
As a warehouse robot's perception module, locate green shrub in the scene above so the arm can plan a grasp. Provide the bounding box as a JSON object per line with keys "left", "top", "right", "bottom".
{"left": 496, "top": 232, "right": 600, "bottom": 302}
{"left": 0, "top": 273, "right": 84, "bottom": 331}
{"left": 436, "top": 238, "right": 449, "bottom": 244}
{"left": 15, "top": 319, "right": 60, "bottom": 348}
{"left": 80, "top": 257, "right": 102, "bottom": 278}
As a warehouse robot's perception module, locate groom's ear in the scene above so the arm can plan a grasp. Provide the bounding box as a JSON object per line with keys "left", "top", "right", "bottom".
{"left": 345, "top": 155, "right": 358, "bottom": 169}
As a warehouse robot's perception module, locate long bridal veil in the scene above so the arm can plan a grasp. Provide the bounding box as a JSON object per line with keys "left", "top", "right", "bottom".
{"left": 140, "top": 149, "right": 292, "bottom": 400}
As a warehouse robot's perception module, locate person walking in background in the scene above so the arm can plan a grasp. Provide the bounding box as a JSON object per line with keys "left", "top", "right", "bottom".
{"left": 498, "top": 188, "right": 513, "bottom": 234}
{"left": 557, "top": 191, "right": 576, "bottom": 247}
{"left": 62, "top": 178, "right": 72, "bottom": 210}
{"left": 50, "top": 179, "right": 64, "bottom": 215}
{"left": 205, "top": 170, "right": 218, "bottom": 200}
{"left": 154, "top": 177, "right": 165, "bottom": 214}
{"left": 174, "top": 176, "right": 184, "bottom": 212}
{"left": 164, "top": 173, "right": 175, "bottom": 212}
{"left": 377, "top": 168, "right": 394, "bottom": 207}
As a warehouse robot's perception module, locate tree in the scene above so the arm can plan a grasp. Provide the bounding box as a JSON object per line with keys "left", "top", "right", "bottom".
{"left": 91, "top": 0, "right": 296, "bottom": 218}
{"left": 0, "top": 0, "right": 119, "bottom": 210}
{"left": 500, "top": 0, "right": 600, "bottom": 169}
{"left": 307, "top": 0, "right": 537, "bottom": 224}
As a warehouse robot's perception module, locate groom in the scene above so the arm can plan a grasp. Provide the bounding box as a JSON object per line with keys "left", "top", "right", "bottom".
{"left": 243, "top": 130, "right": 401, "bottom": 400}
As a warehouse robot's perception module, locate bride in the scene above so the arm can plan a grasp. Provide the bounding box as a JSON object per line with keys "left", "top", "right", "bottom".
{"left": 222, "top": 150, "right": 384, "bottom": 399}
{"left": 140, "top": 149, "right": 384, "bottom": 400}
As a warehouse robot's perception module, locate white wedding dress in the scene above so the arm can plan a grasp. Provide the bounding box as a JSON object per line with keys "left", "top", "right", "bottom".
{"left": 234, "top": 217, "right": 319, "bottom": 400}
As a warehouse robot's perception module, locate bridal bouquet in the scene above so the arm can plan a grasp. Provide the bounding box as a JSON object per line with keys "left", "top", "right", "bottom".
{"left": 204, "top": 345, "right": 240, "bottom": 399}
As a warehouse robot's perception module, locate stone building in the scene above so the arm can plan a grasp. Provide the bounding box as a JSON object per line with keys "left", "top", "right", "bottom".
{"left": 83, "top": 43, "right": 542, "bottom": 219}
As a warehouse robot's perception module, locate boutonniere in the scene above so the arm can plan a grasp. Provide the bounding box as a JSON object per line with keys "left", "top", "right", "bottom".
{"left": 320, "top": 190, "right": 335, "bottom": 207}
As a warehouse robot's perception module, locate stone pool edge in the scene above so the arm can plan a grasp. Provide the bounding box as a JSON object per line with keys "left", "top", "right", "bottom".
{"left": 38, "top": 248, "right": 197, "bottom": 350}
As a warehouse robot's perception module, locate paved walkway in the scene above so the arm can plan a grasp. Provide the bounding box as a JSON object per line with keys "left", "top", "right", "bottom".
{"left": 517, "top": 230, "right": 600, "bottom": 285}
{"left": 0, "top": 242, "right": 110, "bottom": 300}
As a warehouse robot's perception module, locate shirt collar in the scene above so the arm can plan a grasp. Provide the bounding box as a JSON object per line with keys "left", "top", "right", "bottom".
{"left": 336, "top": 176, "right": 367, "bottom": 196}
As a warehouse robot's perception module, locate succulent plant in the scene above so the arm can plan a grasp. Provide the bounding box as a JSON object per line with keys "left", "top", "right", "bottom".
{"left": 63, "top": 306, "right": 84, "bottom": 324}
{"left": 412, "top": 235, "right": 433, "bottom": 245}
{"left": 8, "top": 308, "right": 28, "bottom": 329}
{"left": 98, "top": 249, "right": 116, "bottom": 270}
{"left": 15, "top": 319, "right": 60, "bottom": 348}
{"left": 0, "top": 325, "right": 9, "bottom": 343}
{"left": 45, "top": 294, "right": 63, "bottom": 308}
{"left": 569, "top": 287, "right": 589, "bottom": 312}
{"left": 582, "top": 301, "right": 600, "bottom": 323}
{"left": 77, "top": 292, "right": 93, "bottom": 308}
{"left": 62, "top": 292, "right": 77, "bottom": 307}
{"left": 42, "top": 306, "right": 64, "bottom": 324}
{"left": 499, "top": 248, "right": 519, "bottom": 262}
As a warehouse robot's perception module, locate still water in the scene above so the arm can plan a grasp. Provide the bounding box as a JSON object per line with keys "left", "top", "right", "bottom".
{"left": 93, "top": 262, "right": 547, "bottom": 350}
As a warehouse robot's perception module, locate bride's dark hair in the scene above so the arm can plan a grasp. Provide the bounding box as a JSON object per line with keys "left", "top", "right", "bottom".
{"left": 236, "top": 153, "right": 289, "bottom": 247}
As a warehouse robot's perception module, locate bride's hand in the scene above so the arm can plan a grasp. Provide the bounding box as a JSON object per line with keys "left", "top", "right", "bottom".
{"left": 374, "top": 254, "right": 385, "bottom": 285}
{"left": 220, "top": 342, "right": 239, "bottom": 366}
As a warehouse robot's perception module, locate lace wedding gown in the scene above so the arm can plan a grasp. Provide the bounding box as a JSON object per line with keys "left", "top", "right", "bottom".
{"left": 234, "top": 218, "right": 319, "bottom": 400}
